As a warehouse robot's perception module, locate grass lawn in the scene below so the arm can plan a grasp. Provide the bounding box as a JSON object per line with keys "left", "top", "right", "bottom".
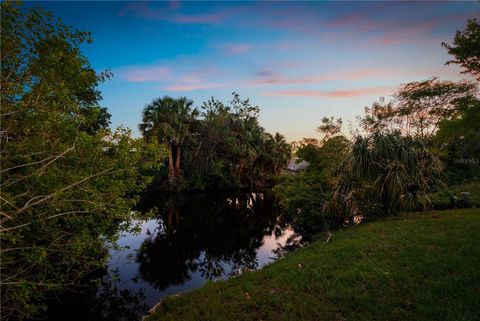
{"left": 146, "top": 209, "right": 480, "bottom": 321}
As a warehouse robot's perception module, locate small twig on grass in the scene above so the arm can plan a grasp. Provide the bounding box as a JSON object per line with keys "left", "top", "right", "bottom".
{"left": 324, "top": 231, "right": 332, "bottom": 244}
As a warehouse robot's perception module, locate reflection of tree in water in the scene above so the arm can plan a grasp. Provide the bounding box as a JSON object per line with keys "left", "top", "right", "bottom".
{"left": 45, "top": 268, "right": 149, "bottom": 321}
{"left": 90, "top": 275, "right": 149, "bottom": 321}
{"left": 135, "top": 192, "right": 287, "bottom": 290}
{"left": 271, "top": 232, "right": 307, "bottom": 260}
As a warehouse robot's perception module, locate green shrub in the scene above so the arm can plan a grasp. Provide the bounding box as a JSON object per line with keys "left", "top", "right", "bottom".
{"left": 428, "top": 181, "right": 480, "bottom": 210}
{"left": 273, "top": 173, "right": 327, "bottom": 234}
{"left": 449, "top": 182, "right": 480, "bottom": 207}
{"left": 429, "top": 191, "right": 455, "bottom": 210}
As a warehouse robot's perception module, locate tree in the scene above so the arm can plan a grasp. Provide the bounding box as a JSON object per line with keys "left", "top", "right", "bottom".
{"left": 274, "top": 135, "right": 350, "bottom": 234}
{"left": 0, "top": 3, "right": 162, "bottom": 319}
{"left": 176, "top": 93, "right": 290, "bottom": 190}
{"left": 361, "top": 78, "right": 477, "bottom": 141}
{"left": 443, "top": 18, "right": 480, "bottom": 80}
{"left": 272, "top": 132, "right": 292, "bottom": 175}
{"left": 317, "top": 116, "right": 343, "bottom": 141}
{"left": 324, "top": 133, "right": 444, "bottom": 221}
{"left": 139, "top": 96, "right": 197, "bottom": 184}
{"left": 435, "top": 96, "right": 480, "bottom": 183}
{"left": 248, "top": 132, "right": 291, "bottom": 188}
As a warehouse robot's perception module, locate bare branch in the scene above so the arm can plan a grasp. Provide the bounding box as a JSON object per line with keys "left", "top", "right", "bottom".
{"left": 15, "top": 167, "right": 117, "bottom": 216}
{"left": 1, "top": 210, "right": 89, "bottom": 232}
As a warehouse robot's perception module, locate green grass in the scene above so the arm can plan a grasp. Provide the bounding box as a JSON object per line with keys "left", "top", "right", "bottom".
{"left": 146, "top": 209, "right": 480, "bottom": 321}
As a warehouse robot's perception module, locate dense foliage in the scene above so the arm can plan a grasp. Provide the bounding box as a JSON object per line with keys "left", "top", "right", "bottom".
{"left": 324, "top": 133, "right": 444, "bottom": 221}
{"left": 435, "top": 95, "right": 480, "bottom": 184}
{"left": 430, "top": 182, "right": 480, "bottom": 210}
{"left": 140, "top": 94, "right": 292, "bottom": 190}
{"left": 273, "top": 136, "right": 350, "bottom": 234}
{"left": 443, "top": 18, "right": 480, "bottom": 80}
{"left": 140, "top": 96, "right": 197, "bottom": 184}
{"left": 275, "top": 77, "right": 478, "bottom": 235}
{"left": 273, "top": 13, "right": 480, "bottom": 235}
{"left": 361, "top": 78, "right": 477, "bottom": 141}
{"left": 0, "top": 3, "right": 163, "bottom": 319}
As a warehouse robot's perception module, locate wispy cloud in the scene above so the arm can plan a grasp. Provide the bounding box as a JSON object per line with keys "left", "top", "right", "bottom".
{"left": 118, "top": 66, "right": 170, "bottom": 82}
{"left": 118, "top": 2, "right": 237, "bottom": 25}
{"left": 118, "top": 2, "right": 169, "bottom": 19}
{"left": 249, "top": 3, "right": 474, "bottom": 47}
{"left": 252, "top": 73, "right": 325, "bottom": 85}
{"left": 116, "top": 60, "right": 228, "bottom": 91}
{"left": 262, "top": 87, "right": 394, "bottom": 98}
{"left": 169, "top": 0, "right": 181, "bottom": 10}
{"left": 250, "top": 68, "right": 382, "bottom": 86}
{"left": 221, "top": 43, "right": 252, "bottom": 56}
{"left": 164, "top": 83, "right": 223, "bottom": 91}
{"left": 171, "top": 12, "right": 231, "bottom": 24}
{"left": 272, "top": 41, "right": 302, "bottom": 52}
{"left": 162, "top": 70, "right": 226, "bottom": 91}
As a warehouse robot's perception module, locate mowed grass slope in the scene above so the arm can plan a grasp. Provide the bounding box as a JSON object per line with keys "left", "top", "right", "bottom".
{"left": 146, "top": 209, "right": 480, "bottom": 321}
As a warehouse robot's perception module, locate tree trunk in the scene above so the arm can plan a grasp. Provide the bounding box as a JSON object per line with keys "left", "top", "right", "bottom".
{"left": 167, "top": 144, "right": 174, "bottom": 182}
{"left": 175, "top": 145, "right": 181, "bottom": 178}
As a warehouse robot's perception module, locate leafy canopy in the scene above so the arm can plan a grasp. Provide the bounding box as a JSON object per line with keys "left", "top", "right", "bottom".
{"left": 0, "top": 3, "right": 163, "bottom": 319}
{"left": 443, "top": 18, "right": 480, "bottom": 80}
{"left": 361, "top": 78, "right": 477, "bottom": 141}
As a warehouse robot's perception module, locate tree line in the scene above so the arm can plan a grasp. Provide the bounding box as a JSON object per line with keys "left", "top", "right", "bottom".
{"left": 274, "top": 18, "right": 480, "bottom": 235}
{"left": 140, "top": 94, "right": 291, "bottom": 190}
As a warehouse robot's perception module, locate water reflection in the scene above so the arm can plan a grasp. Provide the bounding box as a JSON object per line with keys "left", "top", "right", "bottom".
{"left": 46, "top": 269, "right": 149, "bottom": 321}
{"left": 135, "top": 192, "right": 289, "bottom": 291}
{"left": 45, "top": 191, "right": 295, "bottom": 321}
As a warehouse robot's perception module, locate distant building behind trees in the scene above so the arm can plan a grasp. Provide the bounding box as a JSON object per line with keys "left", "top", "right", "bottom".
{"left": 285, "top": 157, "right": 310, "bottom": 173}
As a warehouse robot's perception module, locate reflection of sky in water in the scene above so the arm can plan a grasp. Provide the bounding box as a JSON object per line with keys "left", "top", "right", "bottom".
{"left": 107, "top": 218, "right": 293, "bottom": 307}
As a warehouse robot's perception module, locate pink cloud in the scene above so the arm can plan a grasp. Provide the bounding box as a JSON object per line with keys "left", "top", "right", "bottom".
{"left": 164, "top": 83, "right": 223, "bottom": 91}
{"left": 273, "top": 41, "right": 301, "bottom": 52}
{"left": 221, "top": 43, "right": 252, "bottom": 56}
{"left": 262, "top": 87, "right": 394, "bottom": 98}
{"left": 119, "top": 2, "right": 169, "bottom": 19}
{"left": 119, "top": 64, "right": 227, "bottom": 90}
{"left": 169, "top": 0, "right": 181, "bottom": 10}
{"left": 324, "top": 4, "right": 446, "bottom": 36}
{"left": 119, "top": 66, "right": 170, "bottom": 82}
{"left": 250, "top": 68, "right": 382, "bottom": 86}
{"left": 398, "top": 65, "right": 468, "bottom": 80}
{"left": 172, "top": 12, "right": 230, "bottom": 24}
{"left": 249, "top": 4, "right": 470, "bottom": 48}
{"left": 275, "top": 60, "right": 304, "bottom": 69}
{"left": 345, "top": 69, "right": 382, "bottom": 81}
{"left": 253, "top": 74, "right": 326, "bottom": 85}
{"left": 376, "top": 35, "right": 399, "bottom": 45}
{"left": 119, "top": 2, "right": 236, "bottom": 25}
{"left": 327, "top": 13, "right": 363, "bottom": 28}
{"left": 162, "top": 70, "right": 225, "bottom": 91}
{"left": 369, "top": 19, "right": 442, "bottom": 46}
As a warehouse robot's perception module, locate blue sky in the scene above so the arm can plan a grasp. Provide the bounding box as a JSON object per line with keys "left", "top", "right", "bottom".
{"left": 29, "top": 1, "right": 479, "bottom": 141}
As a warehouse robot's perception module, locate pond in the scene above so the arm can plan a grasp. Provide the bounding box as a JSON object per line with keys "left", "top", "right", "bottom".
{"left": 46, "top": 191, "right": 300, "bottom": 321}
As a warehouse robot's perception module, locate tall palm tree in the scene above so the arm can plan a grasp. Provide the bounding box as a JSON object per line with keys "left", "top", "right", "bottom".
{"left": 273, "top": 132, "right": 292, "bottom": 174}
{"left": 139, "top": 96, "right": 197, "bottom": 182}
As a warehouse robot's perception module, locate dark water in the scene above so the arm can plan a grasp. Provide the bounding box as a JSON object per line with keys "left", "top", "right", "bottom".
{"left": 47, "top": 191, "right": 298, "bottom": 321}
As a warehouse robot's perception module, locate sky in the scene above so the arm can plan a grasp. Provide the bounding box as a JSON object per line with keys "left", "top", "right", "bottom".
{"left": 28, "top": 1, "right": 479, "bottom": 142}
